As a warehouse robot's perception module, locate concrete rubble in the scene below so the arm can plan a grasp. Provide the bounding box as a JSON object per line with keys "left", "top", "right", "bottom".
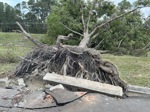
{"left": 0, "top": 76, "right": 150, "bottom": 112}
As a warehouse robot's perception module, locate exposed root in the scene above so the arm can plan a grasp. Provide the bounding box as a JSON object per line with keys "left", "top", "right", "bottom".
{"left": 13, "top": 45, "right": 127, "bottom": 93}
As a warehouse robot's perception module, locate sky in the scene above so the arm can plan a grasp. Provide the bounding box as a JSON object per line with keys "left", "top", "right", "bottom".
{"left": 0, "top": 0, "right": 28, "bottom": 6}
{"left": 109, "top": 0, "right": 150, "bottom": 17}
{"left": 0, "top": 0, "right": 149, "bottom": 17}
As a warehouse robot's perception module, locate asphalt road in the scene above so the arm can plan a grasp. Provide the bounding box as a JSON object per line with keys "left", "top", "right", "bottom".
{"left": 0, "top": 87, "right": 150, "bottom": 112}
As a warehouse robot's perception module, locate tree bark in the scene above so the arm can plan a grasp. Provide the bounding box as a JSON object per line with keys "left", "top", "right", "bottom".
{"left": 16, "top": 22, "right": 43, "bottom": 47}
{"left": 79, "top": 30, "right": 90, "bottom": 48}
{"left": 79, "top": 7, "right": 142, "bottom": 48}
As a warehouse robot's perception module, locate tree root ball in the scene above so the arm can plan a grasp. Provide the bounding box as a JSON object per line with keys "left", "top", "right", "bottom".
{"left": 14, "top": 45, "right": 127, "bottom": 93}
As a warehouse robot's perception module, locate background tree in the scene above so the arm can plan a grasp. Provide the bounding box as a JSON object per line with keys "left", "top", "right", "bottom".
{"left": 0, "top": 2, "right": 5, "bottom": 31}
{"left": 22, "top": 0, "right": 56, "bottom": 33}
{"left": 0, "top": 2, "right": 16, "bottom": 32}
{"left": 0, "top": 0, "right": 56, "bottom": 33}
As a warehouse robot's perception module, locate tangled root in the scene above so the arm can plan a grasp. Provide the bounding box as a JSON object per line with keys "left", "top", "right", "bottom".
{"left": 14, "top": 45, "right": 127, "bottom": 93}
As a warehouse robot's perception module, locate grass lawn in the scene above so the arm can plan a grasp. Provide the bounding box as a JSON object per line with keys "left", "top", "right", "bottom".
{"left": 102, "top": 54, "right": 150, "bottom": 87}
{"left": 0, "top": 32, "right": 150, "bottom": 87}
{"left": 0, "top": 32, "right": 45, "bottom": 74}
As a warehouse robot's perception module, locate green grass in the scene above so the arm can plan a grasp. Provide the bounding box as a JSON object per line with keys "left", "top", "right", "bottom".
{"left": 0, "top": 32, "right": 150, "bottom": 87}
{"left": 0, "top": 32, "right": 45, "bottom": 75}
{"left": 102, "top": 54, "right": 150, "bottom": 87}
{"left": 0, "top": 32, "right": 43, "bottom": 59}
{"left": 0, "top": 63, "right": 18, "bottom": 75}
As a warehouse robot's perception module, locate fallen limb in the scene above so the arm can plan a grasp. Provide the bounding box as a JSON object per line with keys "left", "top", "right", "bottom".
{"left": 60, "top": 22, "right": 83, "bottom": 37}
{"left": 16, "top": 22, "right": 44, "bottom": 47}
{"left": 43, "top": 72, "right": 123, "bottom": 97}
{"left": 90, "top": 7, "right": 142, "bottom": 36}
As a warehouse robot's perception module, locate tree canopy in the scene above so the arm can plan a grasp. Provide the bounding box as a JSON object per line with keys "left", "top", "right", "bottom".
{"left": 45, "top": 0, "right": 150, "bottom": 56}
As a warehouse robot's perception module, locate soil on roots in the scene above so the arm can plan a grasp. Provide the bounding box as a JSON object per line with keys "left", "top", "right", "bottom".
{"left": 13, "top": 45, "right": 127, "bottom": 93}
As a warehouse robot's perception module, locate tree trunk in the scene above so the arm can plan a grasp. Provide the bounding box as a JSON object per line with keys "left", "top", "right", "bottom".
{"left": 79, "top": 30, "right": 90, "bottom": 48}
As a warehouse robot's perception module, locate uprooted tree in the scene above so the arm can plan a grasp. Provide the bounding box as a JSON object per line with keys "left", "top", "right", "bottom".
{"left": 13, "top": 0, "right": 149, "bottom": 96}
{"left": 14, "top": 21, "right": 128, "bottom": 94}
{"left": 46, "top": 0, "right": 150, "bottom": 55}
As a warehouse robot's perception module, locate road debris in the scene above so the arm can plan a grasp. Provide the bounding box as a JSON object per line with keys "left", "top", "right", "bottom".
{"left": 43, "top": 72, "right": 123, "bottom": 97}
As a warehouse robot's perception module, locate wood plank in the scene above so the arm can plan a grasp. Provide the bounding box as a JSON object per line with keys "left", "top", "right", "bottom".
{"left": 43, "top": 72, "right": 123, "bottom": 97}
{"left": 127, "top": 85, "right": 150, "bottom": 95}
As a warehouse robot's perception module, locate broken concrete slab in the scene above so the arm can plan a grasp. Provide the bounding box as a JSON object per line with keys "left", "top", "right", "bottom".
{"left": 49, "top": 84, "right": 65, "bottom": 91}
{"left": 25, "top": 75, "right": 46, "bottom": 91}
{"left": 43, "top": 72, "right": 123, "bottom": 97}
{"left": 19, "top": 90, "right": 56, "bottom": 108}
{"left": 0, "top": 87, "right": 56, "bottom": 110}
{"left": 0, "top": 88, "right": 18, "bottom": 107}
{"left": 18, "top": 78, "right": 26, "bottom": 87}
{"left": 45, "top": 89, "right": 87, "bottom": 105}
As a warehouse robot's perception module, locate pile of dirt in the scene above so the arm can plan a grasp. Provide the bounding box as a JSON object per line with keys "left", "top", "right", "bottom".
{"left": 13, "top": 45, "right": 127, "bottom": 93}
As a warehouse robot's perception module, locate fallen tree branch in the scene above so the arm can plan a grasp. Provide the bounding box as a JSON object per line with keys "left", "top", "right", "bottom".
{"left": 56, "top": 33, "right": 73, "bottom": 44}
{"left": 95, "top": 38, "right": 105, "bottom": 49}
{"left": 16, "top": 22, "right": 44, "bottom": 47}
{"left": 90, "top": 7, "right": 142, "bottom": 36}
{"left": 60, "top": 22, "right": 83, "bottom": 37}
{"left": 87, "top": 0, "right": 97, "bottom": 29}
{"left": 80, "top": 4, "right": 86, "bottom": 30}
{"left": 91, "top": 33, "right": 99, "bottom": 39}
